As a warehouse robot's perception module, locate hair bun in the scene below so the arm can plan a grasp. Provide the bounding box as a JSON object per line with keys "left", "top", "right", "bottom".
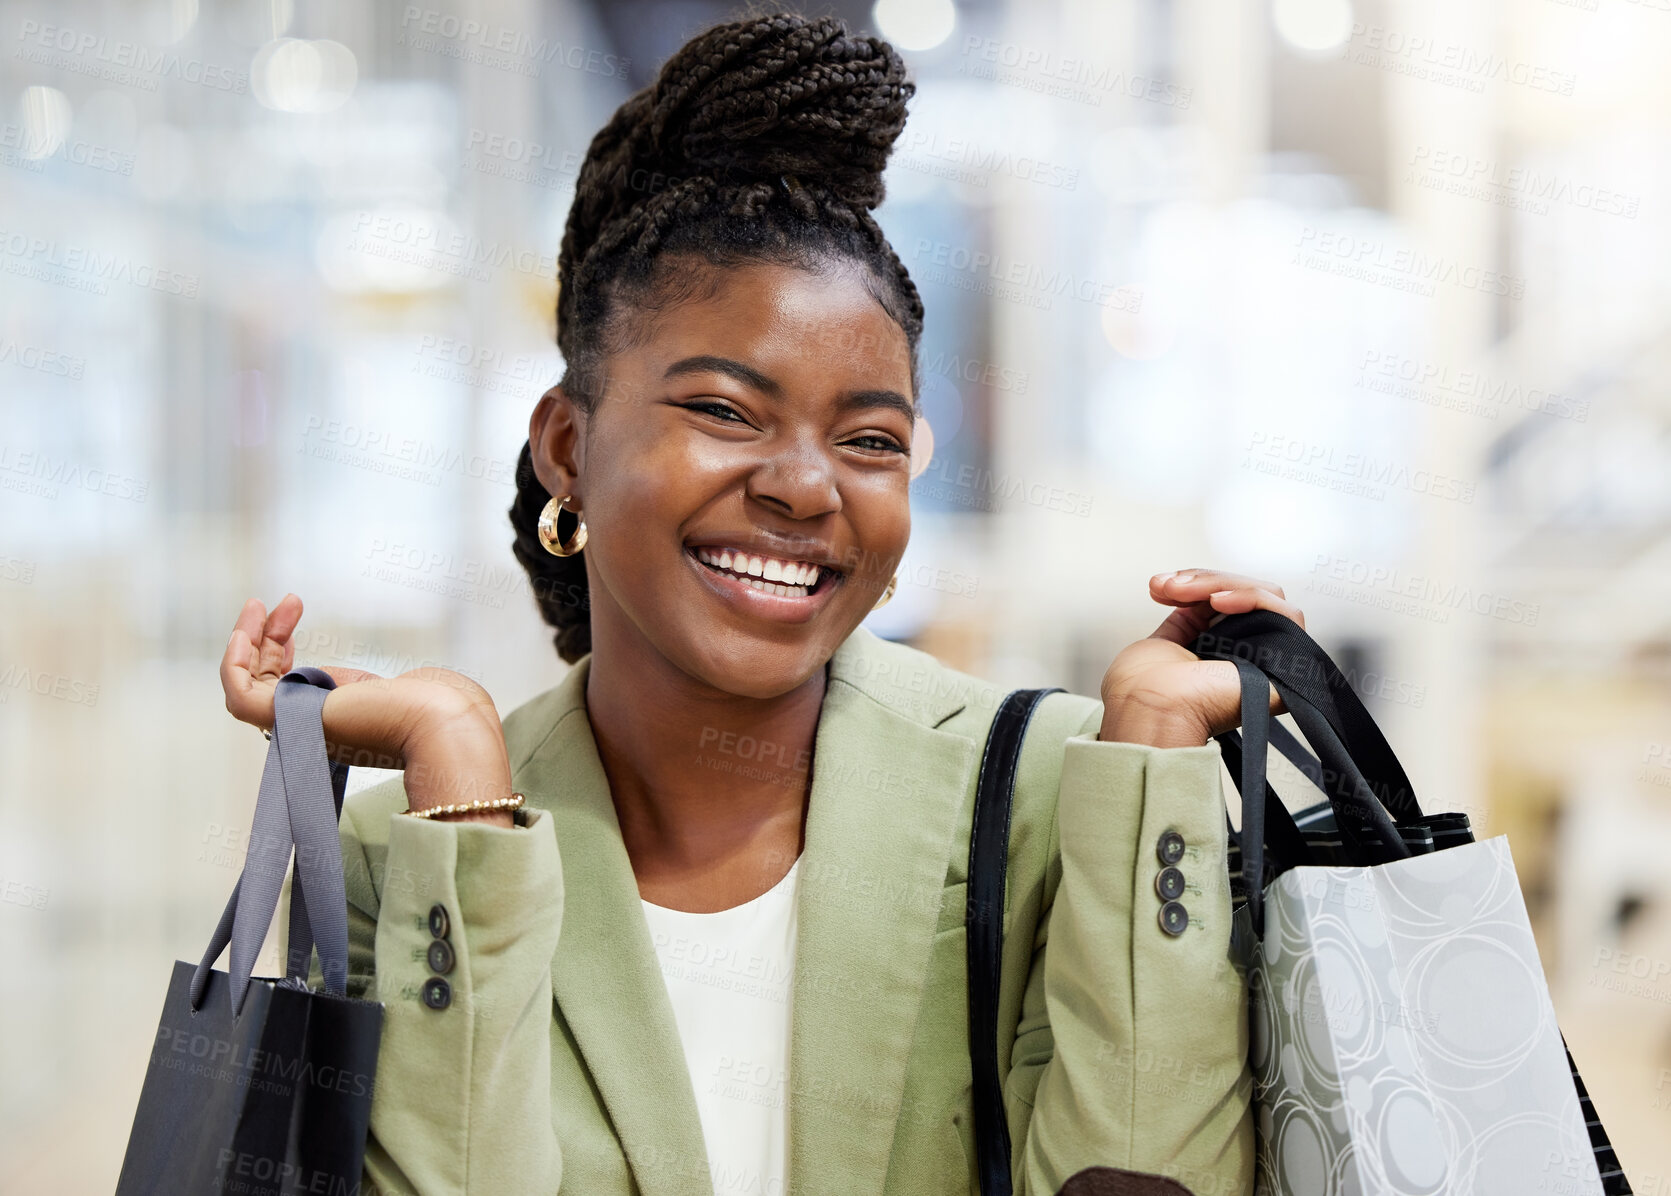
{"left": 644, "top": 14, "right": 913, "bottom": 211}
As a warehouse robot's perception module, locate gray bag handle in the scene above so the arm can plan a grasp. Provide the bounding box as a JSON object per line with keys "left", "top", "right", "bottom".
{"left": 189, "top": 667, "right": 350, "bottom": 1016}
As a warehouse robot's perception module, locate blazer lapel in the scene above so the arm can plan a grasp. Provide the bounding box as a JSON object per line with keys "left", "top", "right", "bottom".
{"left": 787, "top": 628, "right": 978, "bottom": 1194}
{"left": 518, "top": 627, "right": 979, "bottom": 1196}
{"left": 523, "top": 657, "right": 715, "bottom": 1196}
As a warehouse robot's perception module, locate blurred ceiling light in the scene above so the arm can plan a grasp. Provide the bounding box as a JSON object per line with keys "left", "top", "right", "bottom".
{"left": 133, "top": 123, "right": 195, "bottom": 201}
{"left": 169, "top": 0, "right": 200, "bottom": 42}
{"left": 79, "top": 90, "right": 139, "bottom": 148}
{"left": 230, "top": 0, "right": 294, "bottom": 44}
{"left": 145, "top": 0, "right": 199, "bottom": 43}
{"left": 17, "top": 86, "right": 71, "bottom": 160}
{"left": 266, "top": 0, "right": 295, "bottom": 39}
{"left": 1101, "top": 287, "right": 1177, "bottom": 360}
{"left": 872, "top": 0, "right": 956, "bottom": 53}
{"left": 1272, "top": 0, "right": 1353, "bottom": 56}
{"left": 252, "top": 37, "right": 357, "bottom": 113}
{"left": 314, "top": 207, "right": 459, "bottom": 295}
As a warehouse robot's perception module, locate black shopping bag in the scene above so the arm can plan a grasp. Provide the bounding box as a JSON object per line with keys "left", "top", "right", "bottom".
{"left": 117, "top": 667, "right": 383, "bottom": 1196}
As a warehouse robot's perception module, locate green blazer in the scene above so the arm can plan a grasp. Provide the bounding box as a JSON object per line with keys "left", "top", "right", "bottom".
{"left": 300, "top": 624, "right": 1254, "bottom": 1195}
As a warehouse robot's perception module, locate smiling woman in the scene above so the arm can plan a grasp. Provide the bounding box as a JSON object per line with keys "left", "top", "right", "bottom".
{"left": 222, "top": 11, "right": 1314, "bottom": 1196}
{"left": 524, "top": 260, "right": 919, "bottom": 680}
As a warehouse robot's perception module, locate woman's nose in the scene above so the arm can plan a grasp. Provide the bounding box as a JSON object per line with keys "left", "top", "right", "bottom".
{"left": 744, "top": 439, "right": 841, "bottom": 520}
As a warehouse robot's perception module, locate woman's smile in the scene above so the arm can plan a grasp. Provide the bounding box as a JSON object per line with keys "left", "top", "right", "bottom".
{"left": 683, "top": 541, "right": 846, "bottom": 623}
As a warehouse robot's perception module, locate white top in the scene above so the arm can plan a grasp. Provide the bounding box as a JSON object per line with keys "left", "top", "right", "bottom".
{"left": 641, "top": 855, "right": 803, "bottom": 1196}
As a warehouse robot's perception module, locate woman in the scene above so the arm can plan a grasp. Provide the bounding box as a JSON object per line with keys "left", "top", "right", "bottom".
{"left": 220, "top": 14, "right": 1302, "bottom": 1196}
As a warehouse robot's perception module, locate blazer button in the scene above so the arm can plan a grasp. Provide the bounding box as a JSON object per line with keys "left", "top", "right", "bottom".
{"left": 1155, "top": 866, "right": 1186, "bottom": 902}
{"left": 427, "top": 938, "right": 455, "bottom": 975}
{"left": 1158, "top": 900, "right": 1189, "bottom": 936}
{"left": 1156, "top": 829, "right": 1186, "bottom": 866}
{"left": 428, "top": 903, "right": 450, "bottom": 940}
{"left": 422, "top": 977, "right": 452, "bottom": 1010}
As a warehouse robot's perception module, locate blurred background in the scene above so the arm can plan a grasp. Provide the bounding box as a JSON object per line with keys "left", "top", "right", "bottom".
{"left": 3, "top": 0, "right": 1669, "bottom": 1188}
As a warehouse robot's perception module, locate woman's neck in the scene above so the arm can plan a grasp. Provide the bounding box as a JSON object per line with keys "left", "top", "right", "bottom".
{"left": 583, "top": 639, "right": 827, "bottom": 910}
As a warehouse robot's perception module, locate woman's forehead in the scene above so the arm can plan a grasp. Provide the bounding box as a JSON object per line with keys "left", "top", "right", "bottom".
{"left": 625, "top": 261, "right": 914, "bottom": 385}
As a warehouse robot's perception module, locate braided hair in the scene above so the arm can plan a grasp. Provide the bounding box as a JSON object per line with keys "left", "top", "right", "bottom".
{"left": 510, "top": 13, "right": 923, "bottom": 664}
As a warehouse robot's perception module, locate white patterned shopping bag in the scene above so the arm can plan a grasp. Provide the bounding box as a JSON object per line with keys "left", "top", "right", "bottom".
{"left": 1195, "top": 610, "right": 1628, "bottom": 1196}
{"left": 1245, "top": 839, "right": 1599, "bottom": 1195}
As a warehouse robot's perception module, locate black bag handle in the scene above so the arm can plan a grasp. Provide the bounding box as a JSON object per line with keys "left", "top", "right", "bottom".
{"left": 1226, "top": 655, "right": 1273, "bottom": 937}
{"left": 189, "top": 667, "right": 351, "bottom": 1016}
{"left": 1193, "top": 611, "right": 1421, "bottom": 875}
{"left": 967, "top": 686, "right": 1061, "bottom": 1196}
{"left": 1194, "top": 610, "right": 1422, "bottom": 821}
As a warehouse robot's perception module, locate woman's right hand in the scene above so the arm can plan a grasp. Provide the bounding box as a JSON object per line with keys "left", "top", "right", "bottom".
{"left": 221, "top": 594, "right": 516, "bottom": 826}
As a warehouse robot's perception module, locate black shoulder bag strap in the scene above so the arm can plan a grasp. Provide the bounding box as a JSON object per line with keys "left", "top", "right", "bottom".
{"left": 967, "top": 686, "right": 1063, "bottom": 1196}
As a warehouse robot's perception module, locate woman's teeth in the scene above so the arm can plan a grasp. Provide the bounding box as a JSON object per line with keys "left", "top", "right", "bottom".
{"left": 694, "top": 547, "right": 823, "bottom": 597}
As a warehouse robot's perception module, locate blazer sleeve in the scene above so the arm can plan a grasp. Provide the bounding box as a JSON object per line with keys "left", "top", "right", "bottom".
{"left": 1004, "top": 719, "right": 1255, "bottom": 1196}
{"left": 298, "top": 783, "right": 565, "bottom": 1195}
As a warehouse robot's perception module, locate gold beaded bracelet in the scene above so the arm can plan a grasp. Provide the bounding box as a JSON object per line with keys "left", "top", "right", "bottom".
{"left": 402, "top": 792, "right": 526, "bottom": 821}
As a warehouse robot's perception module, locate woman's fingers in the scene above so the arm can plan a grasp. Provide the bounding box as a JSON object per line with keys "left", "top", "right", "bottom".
{"left": 230, "top": 597, "right": 269, "bottom": 659}
{"left": 257, "top": 593, "right": 304, "bottom": 677}
{"left": 220, "top": 626, "right": 262, "bottom": 722}
{"left": 1146, "top": 602, "right": 1222, "bottom": 648}
{"left": 220, "top": 595, "right": 306, "bottom": 726}
{"left": 1150, "top": 569, "right": 1286, "bottom": 604}
{"left": 1203, "top": 586, "right": 1306, "bottom": 628}
{"left": 1144, "top": 569, "right": 1304, "bottom": 647}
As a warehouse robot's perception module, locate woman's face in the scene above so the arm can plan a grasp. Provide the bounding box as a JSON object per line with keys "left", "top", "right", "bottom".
{"left": 533, "top": 259, "right": 921, "bottom": 699}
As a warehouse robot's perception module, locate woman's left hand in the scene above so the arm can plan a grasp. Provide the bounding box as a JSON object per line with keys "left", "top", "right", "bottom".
{"left": 1098, "top": 569, "right": 1306, "bottom": 748}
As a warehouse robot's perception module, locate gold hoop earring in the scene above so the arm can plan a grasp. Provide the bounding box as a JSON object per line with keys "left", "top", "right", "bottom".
{"left": 538, "top": 495, "right": 587, "bottom": 557}
{"left": 871, "top": 573, "right": 897, "bottom": 611}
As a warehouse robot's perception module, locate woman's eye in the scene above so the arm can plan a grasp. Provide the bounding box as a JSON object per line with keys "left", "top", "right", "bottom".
{"left": 849, "top": 435, "right": 908, "bottom": 454}
{"left": 679, "top": 400, "right": 747, "bottom": 424}
{"left": 677, "top": 401, "right": 904, "bottom": 454}
{"left": 848, "top": 430, "right": 915, "bottom": 454}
